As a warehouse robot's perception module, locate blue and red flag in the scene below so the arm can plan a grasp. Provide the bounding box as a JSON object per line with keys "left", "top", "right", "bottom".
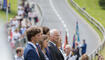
{"left": 64, "top": 32, "right": 68, "bottom": 49}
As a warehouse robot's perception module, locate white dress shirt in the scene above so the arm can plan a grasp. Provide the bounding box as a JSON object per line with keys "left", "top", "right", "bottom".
{"left": 65, "top": 52, "right": 77, "bottom": 60}
{"left": 28, "top": 42, "right": 37, "bottom": 49}
{"left": 15, "top": 55, "right": 24, "bottom": 60}
{"left": 28, "top": 42, "right": 39, "bottom": 56}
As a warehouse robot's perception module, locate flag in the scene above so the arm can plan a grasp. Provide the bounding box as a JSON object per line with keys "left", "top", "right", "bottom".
{"left": 3, "top": 0, "right": 7, "bottom": 9}
{"left": 7, "top": 0, "right": 9, "bottom": 7}
{"left": 72, "top": 34, "right": 75, "bottom": 49}
{"left": 76, "top": 21, "right": 80, "bottom": 42}
{"left": 3, "top": 0, "right": 9, "bottom": 9}
{"left": 63, "top": 32, "right": 68, "bottom": 49}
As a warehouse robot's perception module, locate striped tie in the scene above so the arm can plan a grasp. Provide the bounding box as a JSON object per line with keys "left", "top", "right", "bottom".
{"left": 36, "top": 47, "right": 40, "bottom": 56}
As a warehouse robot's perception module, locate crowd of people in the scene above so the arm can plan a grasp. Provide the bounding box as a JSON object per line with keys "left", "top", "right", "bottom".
{"left": 5, "top": 0, "right": 105, "bottom": 60}
{"left": 7, "top": 0, "right": 39, "bottom": 48}
{"left": 7, "top": 0, "right": 89, "bottom": 60}
{"left": 7, "top": 1, "right": 89, "bottom": 60}
{"left": 14, "top": 26, "right": 88, "bottom": 60}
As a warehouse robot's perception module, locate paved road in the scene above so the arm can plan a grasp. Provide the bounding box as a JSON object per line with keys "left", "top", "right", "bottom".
{"left": 30, "top": 0, "right": 100, "bottom": 54}
{"left": 50, "top": 0, "right": 100, "bottom": 54}
{"left": 0, "top": 19, "right": 13, "bottom": 60}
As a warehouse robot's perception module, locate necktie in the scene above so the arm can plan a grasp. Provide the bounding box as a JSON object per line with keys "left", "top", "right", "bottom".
{"left": 36, "top": 47, "right": 39, "bottom": 56}
{"left": 46, "top": 47, "right": 49, "bottom": 53}
{"left": 66, "top": 56, "right": 69, "bottom": 60}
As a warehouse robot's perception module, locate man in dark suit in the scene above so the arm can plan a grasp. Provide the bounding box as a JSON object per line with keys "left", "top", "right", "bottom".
{"left": 24, "top": 26, "right": 42, "bottom": 60}
{"left": 81, "top": 40, "right": 87, "bottom": 55}
{"left": 48, "top": 29, "right": 64, "bottom": 60}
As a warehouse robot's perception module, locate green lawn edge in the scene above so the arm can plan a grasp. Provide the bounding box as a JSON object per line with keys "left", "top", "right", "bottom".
{"left": 0, "top": 0, "right": 18, "bottom": 21}
{"left": 67, "top": 0, "right": 103, "bottom": 40}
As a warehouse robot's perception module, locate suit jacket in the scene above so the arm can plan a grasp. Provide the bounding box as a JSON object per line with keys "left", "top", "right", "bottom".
{"left": 45, "top": 48, "right": 53, "bottom": 60}
{"left": 36, "top": 44, "right": 46, "bottom": 60}
{"left": 24, "top": 43, "right": 40, "bottom": 60}
{"left": 81, "top": 43, "right": 87, "bottom": 55}
{"left": 48, "top": 41, "right": 64, "bottom": 60}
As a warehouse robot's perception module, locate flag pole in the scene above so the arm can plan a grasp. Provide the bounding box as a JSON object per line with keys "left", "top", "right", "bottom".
{"left": 6, "top": 6, "right": 8, "bottom": 21}
{"left": 6, "top": 0, "right": 8, "bottom": 21}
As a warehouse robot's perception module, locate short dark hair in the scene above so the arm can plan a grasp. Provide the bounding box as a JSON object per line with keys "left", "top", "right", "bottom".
{"left": 42, "top": 26, "right": 50, "bottom": 35}
{"left": 83, "top": 40, "right": 85, "bottom": 42}
{"left": 16, "top": 48, "right": 21, "bottom": 54}
{"left": 26, "top": 26, "right": 41, "bottom": 41}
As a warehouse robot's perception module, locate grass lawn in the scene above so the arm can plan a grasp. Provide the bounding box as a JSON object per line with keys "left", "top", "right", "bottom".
{"left": 67, "top": 0, "right": 103, "bottom": 40}
{"left": 0, "top": 0, "right": 18, "bottom": 21}
{"left": 68, "top": 0, "right": 105, "bottom": 58}
{"left": 101, "top": 47, "right": 105, "bottom": 59}
{"left": 74, "top": 0, "right": 105, "bottom": 29}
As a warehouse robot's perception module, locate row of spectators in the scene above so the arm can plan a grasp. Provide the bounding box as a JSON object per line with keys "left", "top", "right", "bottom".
{"left": 21, "top": 26, "right": 104, "bottom": 60}
{"left": 7, "top": 0, "right": 88, "bottom": 60}
{"left": 13, "top": 26, "right": 88, "bottom": 60}
{"left": 7, "top": 0, "right": 39, "bottom": 58}
{"left": 14, "top": 25, "right": 104, "bottom": 60}
{"left": 7, "top": 0, "right": 104, "bottom": 60}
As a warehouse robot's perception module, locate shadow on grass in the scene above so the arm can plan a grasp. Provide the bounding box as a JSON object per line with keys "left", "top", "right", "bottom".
{"left": 99, "top": 0, "right": 105, "bottom": 9}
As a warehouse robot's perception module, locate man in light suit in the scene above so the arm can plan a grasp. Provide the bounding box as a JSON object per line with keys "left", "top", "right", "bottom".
{"left": 24, "top": 26, "right": 42, "bottom": 60}
{"left": 48, "top": 29, "right": 64, "bottom": 60}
